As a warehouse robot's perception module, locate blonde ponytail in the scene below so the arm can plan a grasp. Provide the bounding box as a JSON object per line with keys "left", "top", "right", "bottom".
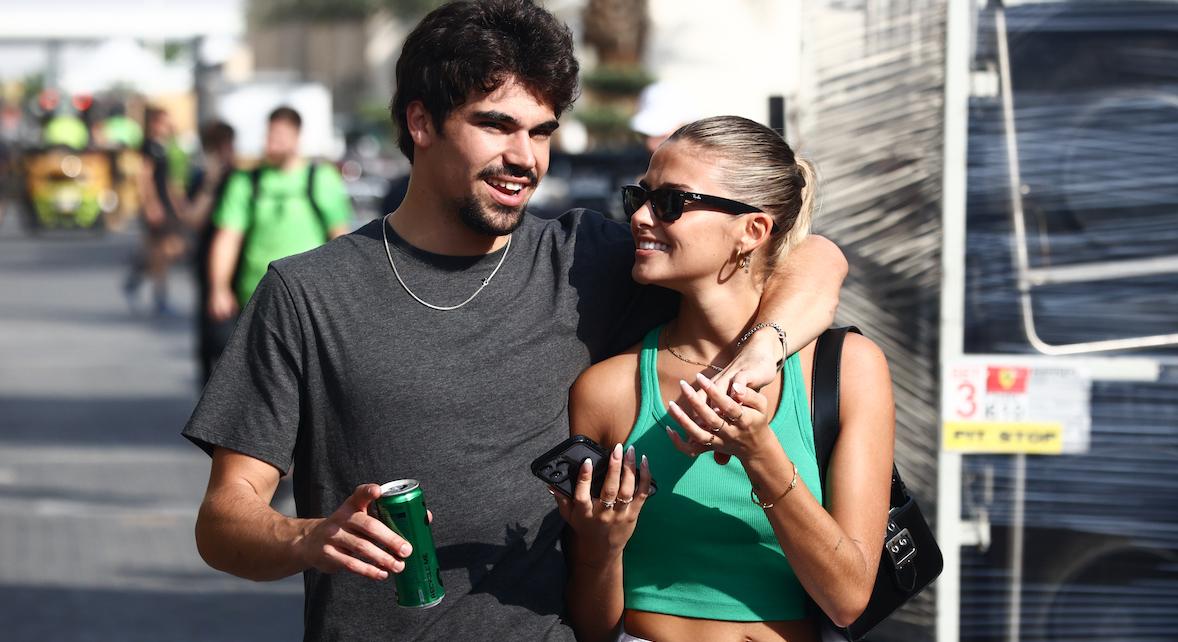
{"left": 775, "top": 156, "right": 817, "bottom": 266}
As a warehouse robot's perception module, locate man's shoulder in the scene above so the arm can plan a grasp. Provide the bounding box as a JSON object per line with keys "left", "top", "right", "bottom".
{"left": 520, "top": 208, "right": 630, "bottom": 249}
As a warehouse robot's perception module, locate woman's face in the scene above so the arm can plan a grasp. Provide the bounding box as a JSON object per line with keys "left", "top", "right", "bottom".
{"left": 630, "top": 141, "right": 747, "bottom": 288}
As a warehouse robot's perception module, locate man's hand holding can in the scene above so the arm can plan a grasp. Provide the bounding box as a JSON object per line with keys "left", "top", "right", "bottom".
{"left": 295, "top": 483, "right": 415, "bottom": 581}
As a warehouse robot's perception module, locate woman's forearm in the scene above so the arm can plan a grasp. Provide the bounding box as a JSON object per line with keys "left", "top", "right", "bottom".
{"left": 741, "top": 447, "right": 875, "bottom": 627}
{"left": 566, "top": 549, "right": 626, "bottom": 642}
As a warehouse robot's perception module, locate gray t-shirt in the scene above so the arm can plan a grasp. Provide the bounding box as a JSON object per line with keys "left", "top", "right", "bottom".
{"left": 183, "top": 210, "right": 674, "bottom": 641}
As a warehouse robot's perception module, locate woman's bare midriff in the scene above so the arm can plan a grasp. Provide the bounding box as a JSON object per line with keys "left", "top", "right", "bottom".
{"left": 624, "top": 609, "right": 820, "bottom": 642}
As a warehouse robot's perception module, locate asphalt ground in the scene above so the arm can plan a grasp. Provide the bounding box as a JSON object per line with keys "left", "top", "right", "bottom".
{"left": 0, "top": 215, "right": 303, "bottom": 641}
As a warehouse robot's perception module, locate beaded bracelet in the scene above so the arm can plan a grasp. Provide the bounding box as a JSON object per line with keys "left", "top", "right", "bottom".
{"left": 750, "top": 462, "right": 798, "bottom": 509}
{"left": 736, "top": 321, "right": 788, "bottom": 371}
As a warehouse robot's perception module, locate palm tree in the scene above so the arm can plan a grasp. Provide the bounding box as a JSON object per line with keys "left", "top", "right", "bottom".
{"left": 582, "top": 0, "right": 649, "bottom": 66}
{"left": 579, "top": 0, "right": 652, "bottom": 148}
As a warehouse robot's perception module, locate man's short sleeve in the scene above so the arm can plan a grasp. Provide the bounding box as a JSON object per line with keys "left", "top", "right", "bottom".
{"left": 182, "top": 268, "right": 303, "bottom": 474}
{"left": 568, "top": 210, "right": 679, "bottom": 361}
{"left": 313, "top": 164, "right": 354, "bottom": 228}
{"left": 211, "top": 170, "right": 253, "bottom": 232}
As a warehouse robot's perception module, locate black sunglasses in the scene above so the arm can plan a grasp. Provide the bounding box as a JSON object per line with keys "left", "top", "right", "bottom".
{"left": 621, "top": 184, "right": 764, "bottom": 224}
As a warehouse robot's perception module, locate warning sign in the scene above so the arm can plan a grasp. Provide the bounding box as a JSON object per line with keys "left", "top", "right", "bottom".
{"left": 942, "top": 357, "right": 1091, "bottom": 455}
{"left": 943, "top": 421, "right": 1062, "bottom": 454}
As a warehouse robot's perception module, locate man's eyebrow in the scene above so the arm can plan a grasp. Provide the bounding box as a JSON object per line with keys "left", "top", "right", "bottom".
{"left": 472, "top": 110, "right": 520, "bottom": 126}
{"left": 471, "top": 110, "right": 559, "bottom": 134}
{"left": 531, "top": 120, "right": 560, "bottom": 135}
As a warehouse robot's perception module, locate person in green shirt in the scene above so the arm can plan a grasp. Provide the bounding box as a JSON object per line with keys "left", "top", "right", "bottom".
{"left": 207, "top": 106, "right": 352, "bottom": 319}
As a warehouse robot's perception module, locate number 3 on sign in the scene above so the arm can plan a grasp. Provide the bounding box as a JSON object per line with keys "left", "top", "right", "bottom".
{"left": 956, "top": 382, "right": 977, "bottom": 419}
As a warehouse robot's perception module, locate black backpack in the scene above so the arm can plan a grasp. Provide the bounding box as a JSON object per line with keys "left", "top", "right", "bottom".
{"left": 233, "top": 163, "right": 330, "bottom": 289}
{"left": 243, "top": 162, "right": 329, "bottom": 242}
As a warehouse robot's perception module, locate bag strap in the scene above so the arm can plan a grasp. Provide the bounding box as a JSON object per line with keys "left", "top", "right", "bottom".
{"left": 810, "top": 326, "right": 907, "bottom": 506}
{"left": 243, "top": 164, "right": 265, "bottom": 245}
{"left": 810, "top": 326, "right": 860, "bottom": 494}
{"left": 246, "top": 163, "right": 328, "bottom": 238}
{"left": 305, "top": 161, "right": 330, "bottom": 240}
{"left": 231, "top": 166, "right": 266, "bottom": 292}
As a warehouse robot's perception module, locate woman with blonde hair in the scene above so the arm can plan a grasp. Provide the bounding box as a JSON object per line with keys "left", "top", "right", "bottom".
{"left": 555, "top": 115, "right": 895, "bottom": 642}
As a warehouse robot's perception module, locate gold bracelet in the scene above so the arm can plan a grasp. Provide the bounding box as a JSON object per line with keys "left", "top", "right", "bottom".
{"left": 750, "top": 462, "right": 798, "bottom": 509}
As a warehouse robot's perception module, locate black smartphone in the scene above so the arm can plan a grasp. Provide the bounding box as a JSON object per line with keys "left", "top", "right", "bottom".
{"left": 531, "top": 435, "right": 655, "bottom": 498}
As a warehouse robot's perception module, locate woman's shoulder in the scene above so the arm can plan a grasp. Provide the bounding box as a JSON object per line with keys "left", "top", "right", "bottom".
{"left": 572, "top": 345, "right": 641, "bottom": 404}
{"left": 569, "top": 344, "right": 643, "bottom": 444}
{"left": 836, "top": 331, "right": 893, "bottom": 429}
{"left": 840, "top": 331, "right": 889, "bottom": 380}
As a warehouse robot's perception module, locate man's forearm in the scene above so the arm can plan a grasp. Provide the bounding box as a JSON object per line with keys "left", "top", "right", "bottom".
{"left": 208, "top": 228, "right": 243, "bottom": 294}
{"left": 757, "top": 234, "right": 846, "bottom": 353}
{"left": 195, "top": 483, "right": 314, "bottom": 581}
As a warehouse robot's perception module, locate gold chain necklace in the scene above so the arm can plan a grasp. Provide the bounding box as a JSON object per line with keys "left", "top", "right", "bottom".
{"left": 663, "top": 340, "right": 728, "bottom": 374}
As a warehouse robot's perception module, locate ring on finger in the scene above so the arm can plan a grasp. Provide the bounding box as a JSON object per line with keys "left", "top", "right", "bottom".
{"left": 708, "top": 421, "right": 725, "bottom": 433}
{"left": 722, "top": 411, "right": 742, "bottom": 424}
{"left": 599, "top": 498, "right": 616, "bottom": 509}
{"left": 704, "top": 435, "right": 716, "bottom": 448}
{"left": 616, "top": 497, "right": 634, "bottom": 505}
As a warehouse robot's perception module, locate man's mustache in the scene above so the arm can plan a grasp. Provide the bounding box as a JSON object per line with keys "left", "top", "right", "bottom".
{"left": 478, "top": 166, "right": 538, "bottom": 187}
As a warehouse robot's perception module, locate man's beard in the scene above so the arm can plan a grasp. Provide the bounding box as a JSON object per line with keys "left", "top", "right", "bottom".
{"left": 456, "top": 165, "right": 537, "bottom": 236}
{"left": 456, "top": 196, "right": 527, "bottom": 236}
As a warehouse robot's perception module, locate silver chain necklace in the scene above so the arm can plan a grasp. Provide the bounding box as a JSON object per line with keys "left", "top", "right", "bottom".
{"left": 381, "top": 213, "right": 511, "bottom": 311}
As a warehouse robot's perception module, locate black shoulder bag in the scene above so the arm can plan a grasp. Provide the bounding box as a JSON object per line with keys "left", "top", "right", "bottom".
{"left": 810, "top": 326, "right": 943, "bottom": 641}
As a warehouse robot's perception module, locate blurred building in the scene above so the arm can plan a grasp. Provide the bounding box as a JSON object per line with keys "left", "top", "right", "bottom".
{"left": 249, "top": 21, "right": 369, "bottom": 116}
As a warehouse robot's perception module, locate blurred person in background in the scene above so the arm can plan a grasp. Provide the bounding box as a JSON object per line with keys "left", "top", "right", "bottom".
{"left": 205, "top": 106, "right": 351, "bottom": 325}
{"left": 630, "top": 81, "right": 696, "bottom": 155}
{"left": 182, "top": 1, "right": 846, "bottom": 640}
{"left": 0, "top": 103, "right": 14, "bottom": 228}
{"left": 559, "top": 116, "right": 894, "bottom": 642}
{"left": 125, "top": 106, "right": 187, "bottom": 315}
{"left": 188, "top": 120, "right": 237, "bottom": 386}
{"left": 96, "top": 105, "right": 144, "bottom": 150}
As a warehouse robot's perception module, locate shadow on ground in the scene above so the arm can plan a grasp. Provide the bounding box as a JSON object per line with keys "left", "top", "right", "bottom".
{"left": 0, "top": 583, "right": 302, "bottom": 642}
{"left": 0, "top": 395, "right": 198, "bottom": 448}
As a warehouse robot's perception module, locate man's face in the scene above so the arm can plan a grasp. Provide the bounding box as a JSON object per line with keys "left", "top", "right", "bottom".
{"left": 264, "top": 119, "right": 300, "bottom": 166}
{"left": 417, "top": 78, "right": 559, "bottom": 236}
{"left": 150, "top": 113, "right": 172, "bottom": 140}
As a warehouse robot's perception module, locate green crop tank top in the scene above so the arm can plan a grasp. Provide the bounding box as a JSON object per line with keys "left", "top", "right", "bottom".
{"left": 622, "top": 324, "right": 822, "bottom": 622}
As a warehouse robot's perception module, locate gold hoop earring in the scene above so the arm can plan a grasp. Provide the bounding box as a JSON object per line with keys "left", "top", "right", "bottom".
{"left": 738, "top": 254, "right": 751, "bottom": 273}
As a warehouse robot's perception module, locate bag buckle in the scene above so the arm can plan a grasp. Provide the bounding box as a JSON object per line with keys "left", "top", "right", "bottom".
{"left": 886, "top": 528, "right": 916, "bottom": 569}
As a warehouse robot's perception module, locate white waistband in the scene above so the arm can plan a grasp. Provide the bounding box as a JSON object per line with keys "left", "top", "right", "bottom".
{"left": 617, "top": 628, "right": 653, "bottom": 642}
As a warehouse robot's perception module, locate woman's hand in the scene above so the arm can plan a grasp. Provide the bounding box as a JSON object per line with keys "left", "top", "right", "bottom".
{"left": 714, "top": 327, "right": 782, "bottom": 394}
{"left": 551, "top": 443, "right": 652, "bottom": 564}
{"left": 665, "top": 373, "right": 783, "bottom": 465}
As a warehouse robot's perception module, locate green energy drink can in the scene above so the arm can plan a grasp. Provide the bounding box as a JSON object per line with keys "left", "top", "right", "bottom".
{"left": 373, "top": 479, "right": 445, "bottom": 608}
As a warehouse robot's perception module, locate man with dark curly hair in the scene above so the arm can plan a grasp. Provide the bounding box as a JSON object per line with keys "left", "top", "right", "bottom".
{"left": 183, "top": 1, "right": 847, "bottom": 639}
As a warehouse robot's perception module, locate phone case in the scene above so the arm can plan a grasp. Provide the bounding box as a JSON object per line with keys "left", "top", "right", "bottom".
{"left": 531, "top": 435, "right": 608, "bottom": 498}
{"left": 531, "top": 435, "right": 656, "bottom": 498}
